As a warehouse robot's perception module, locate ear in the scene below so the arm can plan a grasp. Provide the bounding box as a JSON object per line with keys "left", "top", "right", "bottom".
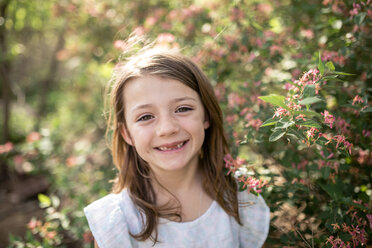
{"left": 120, "top": 125, "right": 133, "bottom": 146}
{"left": 203, "top": 114, "right": 210, "bottom": 130}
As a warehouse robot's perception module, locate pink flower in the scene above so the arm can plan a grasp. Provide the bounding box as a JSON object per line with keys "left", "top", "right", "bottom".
{"left": 66, "top": 156, "right": 79, "bottom": 167}
{"left": 257, "top": 3, "right": 273, "bottom": 14}
{"left": 157, "top": 33, "right": 175, "bottom": 44}
{"left": 350, "top": 3, "right": 361, "bottom": 17}
{"left": 322, "top": 51, "right": 346, "bottom": 66}
{"left": 214, "top": 84, "right": 226, "bottom": 101}
{"left": 322, "top": 110, "right": 335, "bottom": 128}
{"left": 145, "top": 16, "right": 157, "bottom": 27}
{"left": 27, "top": 132, "right": 41, "bottom": 143}
{"left": 224, "top": 154, "right": 248, "bottom": 176}
{"left": 295, "top": 114, "right": 306, "bottom": 121}
{"left": 296, "top": 68, "right": 320, "bottom": 87}
{"left": 269, "top": 45, "right": 282, "bottom": 56}
{"left": 273, "top": 107, "right": 290, "bottom": 118}
{"left": 367, "top": 214, "right": 372, "bottom": 229}
{"left": 319, "top": 133, "right": 333, "bottom": 145}
{"left": 362, "top": 129, "right": 370, "bottom": 137}
{"left": 288, "top": 101, "right": 301, "bottom": 110}
{"left": 27, "top": 219, "right": 42, "bottom": 230}
{"left": 350, "top": 7, "right": 359, "bottom": 17}
{"left": 226, "top": 114, "right": 238, "bottom": 125}
{"left": 327, "top": 153, "right": 334, "bottom": 159}
{"left": 331, "top": 223, "right": 340, "bottom": 230}
{"left": 240, "top": 176, "right": 267, "bottom": 193}
{"left": 352, "top": 95, "right": 364, "bottom": 105}
{"left": 113, "top": 40, "right": 128, "bottom": 51}
{"left": 300, "top": 29, "right": 314, "bottom": 39}
{"left": 325, "top": 235, "right": 334, "bottom": 246}
{"left": 45, "top": 231, "right": 57, "bottom": 239}
{"left": 224, "top": 154, "right": 234, "bottom": 168}
{"left": 133, "top": 26, "right": 145, "bottom": 36}
{"left": 0, "top": 142, "right": 13, "bottom": 154}
{"left": 357, "top": 149, "right": 372, "bottom": 165}
{"left": 306, "top": 127, "right": 319, "bottom": 138}
{"left": 315, "top": 83, "right": 321, "bottom": 94}
{"left": 335, "top": 117, "right": 350, "bottom": 133}
{"left": 334, "top": 135, "right": 346, "bottom": 149}
{"left": 245, "top": 118, "right": 263, "bottom": 131}
{"left": 296, "top": 160, "right": 308, "bottom": 170}
{"left": 13, "top": 155, "right": 24, "bottom": 165}
{"left": 228, "top": 92, "right": 246, "bottom": 108}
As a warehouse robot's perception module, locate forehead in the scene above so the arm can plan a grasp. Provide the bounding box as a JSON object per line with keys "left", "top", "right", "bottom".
{"left": 123, "top": 75, "right": 202, "bottom": 108}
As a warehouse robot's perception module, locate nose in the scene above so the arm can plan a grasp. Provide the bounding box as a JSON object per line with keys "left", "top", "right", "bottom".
{"left": 155, "top": 114, "right": 179, "bottom": 137}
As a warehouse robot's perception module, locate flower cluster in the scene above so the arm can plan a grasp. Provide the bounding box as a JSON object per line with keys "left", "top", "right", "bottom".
{"left": 224, "top": 154, "right": 267, "bottom": 194}
{"left": 273, "top": 107, "right": 290, "bottom": 118}
{"left": 322, "top": 110, "right": 335, "bottom": 129}
{"left": 0, "top": 142, "right": 13, "bottom": 154}
{"left": 295, "top": 69, "right": 321, "bottom": 88}
{"left": 327, "top": 202, "right": 370, "bottom": 248}
{"left": 27, "top": 218, "right": 60, "bottom": 245}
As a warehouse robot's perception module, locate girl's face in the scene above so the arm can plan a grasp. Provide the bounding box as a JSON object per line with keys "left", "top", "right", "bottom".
{"left": 121, "top": 75, "right": 210, "bottom": 176}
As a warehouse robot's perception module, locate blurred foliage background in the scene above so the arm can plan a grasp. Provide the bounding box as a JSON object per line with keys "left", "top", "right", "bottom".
{"left": 0, "top": 0, "right": 371, "bottom": 247}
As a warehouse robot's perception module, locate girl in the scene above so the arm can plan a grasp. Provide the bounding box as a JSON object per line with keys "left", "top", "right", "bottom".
{"left": 84, "top": 47, "right": 270, "bottom": 248}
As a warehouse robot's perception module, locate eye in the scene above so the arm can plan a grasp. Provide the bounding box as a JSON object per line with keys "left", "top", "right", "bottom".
{"left": 176, "top": 106, "right": 193, "bottom": 113}
{"left": 137, "top": 114, "right": 154, "bottom": 122}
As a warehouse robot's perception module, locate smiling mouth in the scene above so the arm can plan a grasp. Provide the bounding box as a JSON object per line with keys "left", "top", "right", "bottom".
{"left": 156, "top": 141, "right": 188, "bottom": 151}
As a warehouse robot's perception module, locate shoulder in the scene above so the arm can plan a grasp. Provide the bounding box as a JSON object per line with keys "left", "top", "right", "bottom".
{"left": 237, "top": 191, "right": 270, "bottom": 247}
{"left": 84, "top": 190, "right": 135, "bottom": 248}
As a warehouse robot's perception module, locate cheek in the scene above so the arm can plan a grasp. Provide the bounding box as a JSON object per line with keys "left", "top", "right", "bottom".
{"left": 129, "top": 127, "right": 152, "bottom": 146}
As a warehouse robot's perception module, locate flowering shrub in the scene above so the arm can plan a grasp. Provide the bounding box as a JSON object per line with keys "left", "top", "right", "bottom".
{"left": 2, "top": 0, "right": 371, "bottom": 247}
{"left": 258, "top": 56, "right": 371, "bottom": 247}
{"left": 9, "top": 195, "right": 66, "bottom": 247}
{"left": 224, "top": 153, "right": 267, "bottom": 194}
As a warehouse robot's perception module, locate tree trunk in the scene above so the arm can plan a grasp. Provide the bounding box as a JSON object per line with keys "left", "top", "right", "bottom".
{"left": 0, "top": 0, "right": 11, "bottom": 185}
{"left": 0, "top": 0, "right": 11, "bottom": 143}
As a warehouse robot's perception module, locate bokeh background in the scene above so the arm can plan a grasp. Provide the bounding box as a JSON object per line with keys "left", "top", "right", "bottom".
{"left": 0, "top": 0, "right": 371, "bottom": 247}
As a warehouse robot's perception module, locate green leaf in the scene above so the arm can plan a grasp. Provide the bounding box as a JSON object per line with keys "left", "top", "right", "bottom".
{"left": 258, "top": 94, "right": 289, "bottom": 110}
{"left": 275, "top": 118, "right": 294, "bottom": 129}
{"left": 339, "top": 233, "right": 352, "bottom": 242}
{"left": 340, "top": 198, "right": 370, "bottom": 211}
{"left": 299, "top": 97, "right": 323, "bottom": 105}
{"left": 322, "top": 77, "right": 345, "bottom": 83}
{"left": 321, "top": 166, "right": 331, "bottom": 179}
{"left": 325, "top": 61, "right": 335, "bottom": 71}
{"left": 287, "top": 127, "right": 306, "bottom": 140}
{"left": 332, "top": 71, "right": 355, "bottom": 76}
{"left": 318, "top": 181, "right": 342, "bottom": 201}
{"left": 361, "top": 107, "right": 372, "bottom": 112}
{"left": 269, "top": 130, "right": 286, "bottom": 142}
{"left": 38, "top": 193, "right": 51, "bottom": 207}
{"left": 318, "top": 52, "right": 324, "bottom": 75}
{"left": 296, "top": 119, "right": 322, "bottom": 129}
{"left": 302, "top": 84, "right": 316, "bottom": 98}
{"left": 354, "top": 12, "right": 366, "bottom": 25}
{"left": 260, "top": 118, "right": 278, "bottom": 127}
{"left": 238, "top": 181, "right": 246, "bottom": 192}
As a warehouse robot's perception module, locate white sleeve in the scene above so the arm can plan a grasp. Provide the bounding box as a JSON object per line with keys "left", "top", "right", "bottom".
{"left": 84, "top": 194, "right": 135, "bottom": 248}
{"left": 238, "top": 191, "right": 270, "bottom": 248}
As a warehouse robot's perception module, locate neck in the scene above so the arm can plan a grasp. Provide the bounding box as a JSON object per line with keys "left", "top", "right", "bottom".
{"left": 151, "top": 160, "right": 202, "bottom": 197}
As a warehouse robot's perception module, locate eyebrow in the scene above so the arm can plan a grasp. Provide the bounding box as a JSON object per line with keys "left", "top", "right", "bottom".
{"left": 131, "top": 97, "right": 197, "bottom": 111}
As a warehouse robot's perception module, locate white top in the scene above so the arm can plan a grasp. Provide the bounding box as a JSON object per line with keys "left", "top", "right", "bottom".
{"left": 84, "top": 189, "right": 270, "bottom": 248}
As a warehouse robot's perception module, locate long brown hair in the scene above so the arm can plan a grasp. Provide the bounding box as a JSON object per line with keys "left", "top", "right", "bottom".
{"left": 106, "top": 47, "right": 240, "bottom": 243}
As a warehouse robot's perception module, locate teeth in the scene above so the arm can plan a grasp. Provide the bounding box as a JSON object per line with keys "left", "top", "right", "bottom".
{"left": 158, "top": 142, "right": 185, "bottom": 151}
